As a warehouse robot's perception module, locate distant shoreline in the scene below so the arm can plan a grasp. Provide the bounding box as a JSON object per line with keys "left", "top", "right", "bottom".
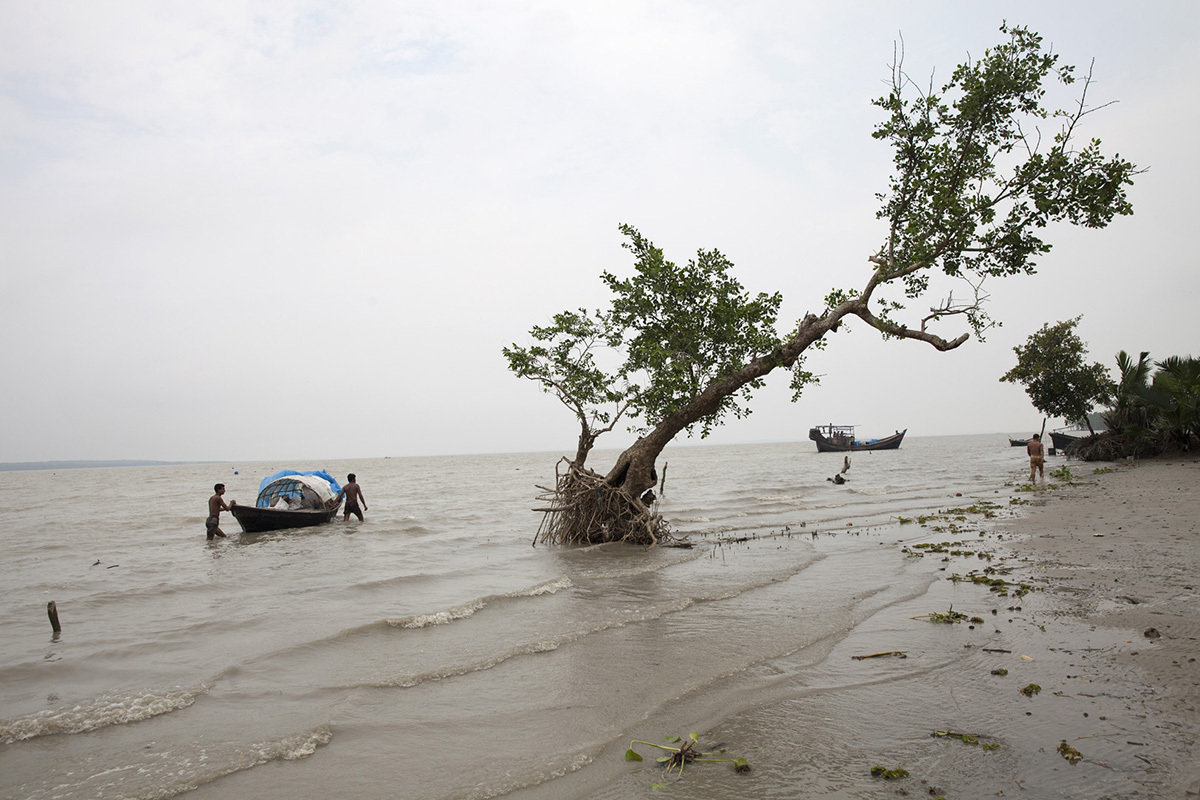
{"left": 0, "top": 459, "right": 216, "bottom": 472}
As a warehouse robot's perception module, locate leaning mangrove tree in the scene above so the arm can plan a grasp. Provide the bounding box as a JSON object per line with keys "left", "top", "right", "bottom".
{"left": 506, "top": 24, "right": 1137, "bottom": 546}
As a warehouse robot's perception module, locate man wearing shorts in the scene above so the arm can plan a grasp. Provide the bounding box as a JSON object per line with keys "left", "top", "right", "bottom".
{"left": 207, "top": 483, "right": 232, "bottom": 539}
{"left": 335, "top": 473, "right": 368, "bottom": 521}
{"left": 1026, "top": 434, "right": 1045, "bottom": 484}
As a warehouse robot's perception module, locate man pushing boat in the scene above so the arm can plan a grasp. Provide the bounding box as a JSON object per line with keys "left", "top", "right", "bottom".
{"left": 335, "top": 474, "right": 368, "bottom": 522}
{"left": 206, "top": 483, "right": 232, "bottom": 539}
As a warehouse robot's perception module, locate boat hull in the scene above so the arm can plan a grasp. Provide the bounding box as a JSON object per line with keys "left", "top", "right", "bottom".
{"left": 809, "top": 428, "right": 906, "bottom": 452}
{"left": 1009, "top": 438, "right": 1031, "bottom": 447}
{"left": 231, "top": 503, "right": 340, "bottom": 533}
{"left": 1049, "top": 431, "right": 1082, "bottom": 452}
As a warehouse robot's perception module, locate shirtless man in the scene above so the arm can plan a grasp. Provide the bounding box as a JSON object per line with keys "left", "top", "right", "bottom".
{"left": 335, "top": 473, "right": 368, "bottom": 521}
{"left": 207, "top": 483, "right": 233, "bottom": 539}
{"left": 1026, "top": 434, "right": 1045, "bottom": 484}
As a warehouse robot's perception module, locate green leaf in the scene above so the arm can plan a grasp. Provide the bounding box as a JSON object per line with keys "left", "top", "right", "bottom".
{"left": 689, "top": 731, "right": 699, "bottom": 742}
{"left": 625, "top": 748, "right": 642, "bottom": 762}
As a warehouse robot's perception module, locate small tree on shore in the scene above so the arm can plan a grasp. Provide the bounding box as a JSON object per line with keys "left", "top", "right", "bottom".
{"left": 1000, "top": 317, "right": 1115, "bottom": 436}
{"left": 508, "top": 24, "right": 1137, "bottom": 546}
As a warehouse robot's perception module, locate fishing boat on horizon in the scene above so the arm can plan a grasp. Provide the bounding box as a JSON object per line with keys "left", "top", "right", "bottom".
{"left": 808, "top": 424, "right": 906, "bottom": 452}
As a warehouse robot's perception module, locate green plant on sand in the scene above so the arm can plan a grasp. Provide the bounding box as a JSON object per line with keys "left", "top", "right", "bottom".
{"left": 625, "top": 732, "right": 750, "bottom": 787}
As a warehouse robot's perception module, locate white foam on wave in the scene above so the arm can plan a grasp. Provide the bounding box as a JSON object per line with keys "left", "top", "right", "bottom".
{"left": 270, "top": 724, "right": 334, "bottom": 761}
{"left": 384, "top": 576, "right": 572, "bottom": 629}
{"left": 386, "top": 599, "right": 488, "bottom": 629}
{"left": 0, "top": 683, "right": 208, "bottom": 744}
{"left": 511, "top": 575, "right": 573, "bottom": 597}
{"left": 58, "top": 724, "right": 335, "bottom": 800}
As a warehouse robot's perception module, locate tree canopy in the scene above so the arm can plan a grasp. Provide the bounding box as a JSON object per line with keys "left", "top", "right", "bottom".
{"left": 602, "top": 224, "right": 783, "bottom": 439}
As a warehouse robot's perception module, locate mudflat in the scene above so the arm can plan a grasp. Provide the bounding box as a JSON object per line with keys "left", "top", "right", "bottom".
{"left": 995, "top": 455, "right": 1200, "bottom": 797}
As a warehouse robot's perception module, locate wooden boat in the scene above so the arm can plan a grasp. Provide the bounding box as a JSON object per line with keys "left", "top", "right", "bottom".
{"left": 1049, "top": 430, "right": 1083, "bottom": 452}
{"left": 231, "top": 503, "right": 341, "bottom": 533}
{"left": 231, "top": 470, "right": 343, "bottom": 533}
{"left": 809, "top": 425, "right": 906, "bottom": 452}
{"left": 1049, "top": 416, "right": 1105, "bottom": 453}
{"left": 1009, "top": 438, "right": 1031, "bottom": 447}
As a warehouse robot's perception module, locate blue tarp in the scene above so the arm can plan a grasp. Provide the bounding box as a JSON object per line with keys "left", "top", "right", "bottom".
{"left": 255, "top": 470, "right": 342, "bottom": 508}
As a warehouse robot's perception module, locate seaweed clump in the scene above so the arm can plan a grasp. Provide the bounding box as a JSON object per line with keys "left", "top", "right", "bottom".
{"left": 625, "top": 732, "right": 750, "bottom": 787}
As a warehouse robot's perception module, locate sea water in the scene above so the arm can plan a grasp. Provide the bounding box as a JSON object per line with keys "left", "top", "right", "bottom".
{"left": 0, "top": 435, "right": 1032, "bottom": 799}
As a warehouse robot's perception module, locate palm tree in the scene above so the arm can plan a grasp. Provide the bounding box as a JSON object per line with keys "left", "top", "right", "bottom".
{"left": 1148, "top": 356, "right": 1200, "bottom": 448}
{"left": 1103, "top": 350, "right": 1154, "bottom": 437}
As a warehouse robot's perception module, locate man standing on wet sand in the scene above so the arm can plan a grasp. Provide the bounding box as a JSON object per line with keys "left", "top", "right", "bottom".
{"left": 207, "top": 483, "right": 233, "bottom": 539}
{"left": 335, "top": 473, "right": 368, "bottom": 521}
{"left": 1027, "top": 434, "right": 1045, "bottom": 484}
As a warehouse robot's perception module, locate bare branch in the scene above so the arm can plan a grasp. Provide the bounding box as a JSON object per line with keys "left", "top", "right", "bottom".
{"left": 852, "top": 303, "right": 971, "bottom": 351}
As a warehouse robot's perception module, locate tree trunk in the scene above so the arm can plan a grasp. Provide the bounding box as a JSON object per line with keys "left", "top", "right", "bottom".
{"left": 574, "top": 292, "right": 964, "bottom": 545}
{"left": 604, "top": 310, "right": 843, "bottom": 498}
{"left": 573, "top": 423, "right": 596, "bottom": 468}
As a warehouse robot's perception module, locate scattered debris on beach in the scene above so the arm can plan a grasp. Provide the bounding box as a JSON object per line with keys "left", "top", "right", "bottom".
{"left": 1057, "top": 739, "right": 1084, "bottom": 763}
{"left": 932, "top": 730, "right": 1001, "bottom": 750}
{"left": 851, "top": 650, "right": 907, "bottom": 660}
{"left": 625, "top": 732, "right": 750, "bottom": 787}
{"left": 914, "top": 606, "right": 970, "bottom": 624}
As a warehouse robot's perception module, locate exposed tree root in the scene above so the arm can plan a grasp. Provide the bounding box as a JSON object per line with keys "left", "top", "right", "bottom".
{"left": 532, "top": 458, "right": 688, "bottom": 547}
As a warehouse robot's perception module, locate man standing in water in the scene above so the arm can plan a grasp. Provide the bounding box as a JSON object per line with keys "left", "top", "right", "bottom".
{"left": 335, "top": 473, "right": 368, "bottom": 521}
{"left": 1027, "top": 434, "right": 1045, "bottom": 485}
{"left": 206, "top": 483, "right": 232, "bottom": 539}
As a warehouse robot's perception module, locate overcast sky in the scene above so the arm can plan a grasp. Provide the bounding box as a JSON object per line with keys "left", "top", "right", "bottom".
{"left": 2, "top": 2, "right": 1197, "bottom": 463}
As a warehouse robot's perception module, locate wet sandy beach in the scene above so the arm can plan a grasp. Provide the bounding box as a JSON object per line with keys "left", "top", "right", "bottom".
{"left": 520, "top": 456, "right": 1200, "bottom": 799}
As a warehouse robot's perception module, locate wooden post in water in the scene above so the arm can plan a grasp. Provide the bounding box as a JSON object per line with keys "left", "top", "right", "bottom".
{"left": 47, "top": 601, "right": 61, "bottom": 633}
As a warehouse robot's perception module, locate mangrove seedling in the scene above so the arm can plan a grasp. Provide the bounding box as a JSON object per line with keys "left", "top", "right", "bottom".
{"left": 625, "top": 732, "right": 750, "bottom": 781}
{"left": 1020, "top": 683, "right": 1042, "bottom": 697}
{"left": 870, "top": 766, "right": 910, "bottom": 780}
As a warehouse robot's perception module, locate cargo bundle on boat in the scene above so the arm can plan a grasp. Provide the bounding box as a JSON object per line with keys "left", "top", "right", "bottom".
{"left": 230, "top": 469, "right": 342, "bottom": 533}
{"left": 808, "top": 424, "right": 906, "bottom": 452}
